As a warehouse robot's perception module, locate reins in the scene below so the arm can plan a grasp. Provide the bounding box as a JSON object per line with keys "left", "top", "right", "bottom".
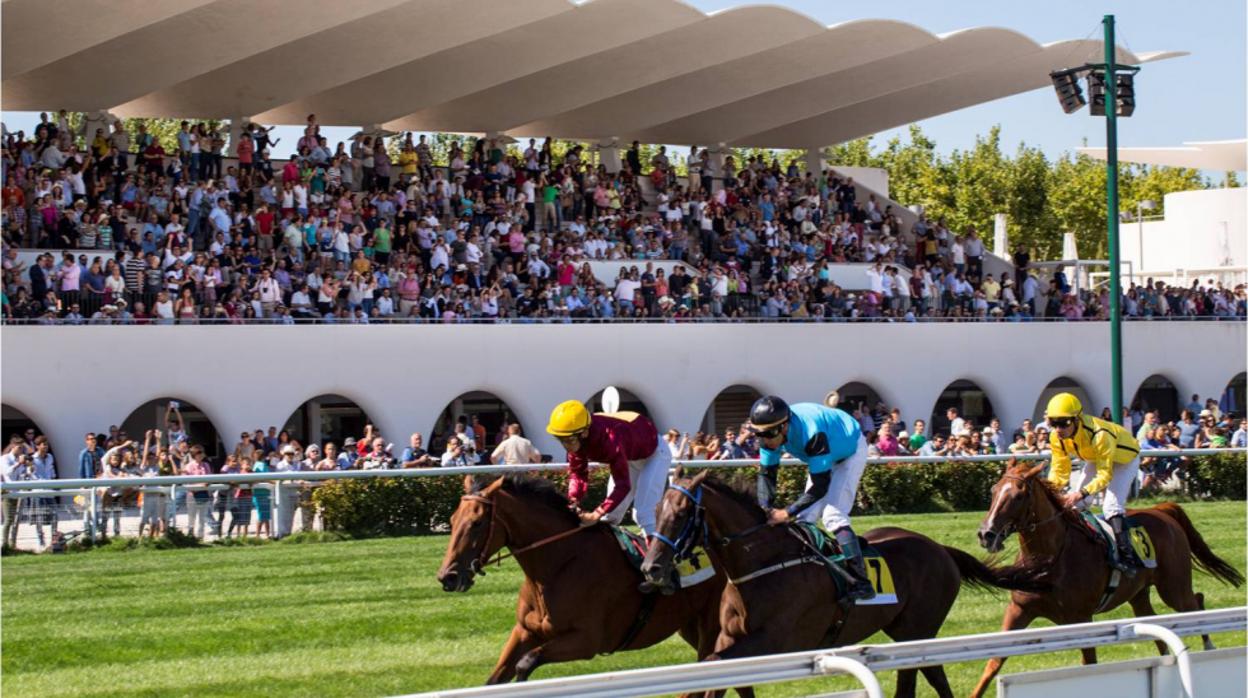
{"left": 462, "top": 493, "right": 588, "bottom": 573}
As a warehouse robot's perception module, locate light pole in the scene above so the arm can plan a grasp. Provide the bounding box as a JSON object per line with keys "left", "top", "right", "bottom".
{"left": 1137, "top": 199, "right": 1156, "bottom": 276}
{"left": 1049, "top": 15, "right": 1139, "bottom": 425}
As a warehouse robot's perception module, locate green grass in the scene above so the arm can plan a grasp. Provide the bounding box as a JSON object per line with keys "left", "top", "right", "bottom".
{"left": 3, "top": 502, "right": 1244, "bottom": 698}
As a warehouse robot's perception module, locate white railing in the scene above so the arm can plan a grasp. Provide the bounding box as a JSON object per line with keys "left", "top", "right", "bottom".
{"left": 0, "top": 448, "right": 1239, "bottom": 493}
{"left": 398, "top": 608, "right": 1245, "bottom": 698}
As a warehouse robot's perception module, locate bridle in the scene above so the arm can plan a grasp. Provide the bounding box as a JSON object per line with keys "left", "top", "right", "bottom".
{"left": 653, "top": 481, "right": 772, "bottom": 557}
{"left": 994, "top": 473, "right": 1066, "bottom": 535}
{"left": 459, "top": 492, "right": 587, "bottom": 575}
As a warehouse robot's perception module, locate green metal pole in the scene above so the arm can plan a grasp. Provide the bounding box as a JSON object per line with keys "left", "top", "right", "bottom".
{"left": 1104, "top": 14, "right": 1123, "bottom": 425}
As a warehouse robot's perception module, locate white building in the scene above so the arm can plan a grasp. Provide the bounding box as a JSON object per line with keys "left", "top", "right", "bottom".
{"left": 2, "top": 322, "right": 1243, "bottom": 477}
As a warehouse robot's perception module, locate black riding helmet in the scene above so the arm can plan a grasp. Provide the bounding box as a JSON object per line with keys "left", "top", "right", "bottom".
{"left": 748, "top": 395, "right": 790, "bottom": 433}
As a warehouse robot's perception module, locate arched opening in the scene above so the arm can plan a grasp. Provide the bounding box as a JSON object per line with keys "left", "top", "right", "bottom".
{"left": 1221, "top": 372, "right": 1246, "bottom": 418}
{"left": 430, "top": 391, "right": 524, "bottom": 456}
{"left": 586, "top": 387, "right": 651, "bottom": 419}
{"left": 119, "top": 398, "right": 226, "bottom": 463}
{"left": 1131, "top": 375, "right": 1180, "bottom": 423}
{"left": 834, "top": 381, "right": 889, "bottom": 432}
{"left": 930, "top": 380, "right": 996, "bottom": 437}
{"left": 1, "top": 404, "right": 46, "bottom": 450}
{"left": 280, "top": 394, "right": 373, "bottom": 453}
{"left": 1032, "top": 377, "right": 1094, "bottom": 422}
{"left": 700, "top": 385, "right": 762, "bottom": 436}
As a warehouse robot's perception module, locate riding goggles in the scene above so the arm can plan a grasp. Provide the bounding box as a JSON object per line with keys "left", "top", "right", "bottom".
{"left": 1048, "top": 417, "right": 1075, "bottom": 429}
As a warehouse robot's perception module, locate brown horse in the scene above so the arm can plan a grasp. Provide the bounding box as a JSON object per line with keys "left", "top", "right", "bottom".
{"left": 971, "top": 460, "right": 1244, "bottom": 697}
{"left": 436, "top": 474, "right": 747, "bottom": 692}
{"left": 640, "top": 470, "right": 1052, "bottom": 698}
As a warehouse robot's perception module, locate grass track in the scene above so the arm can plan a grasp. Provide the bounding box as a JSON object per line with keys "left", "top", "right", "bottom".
{"left": 3, "top": 502, "right": 1244, "bottom": 697}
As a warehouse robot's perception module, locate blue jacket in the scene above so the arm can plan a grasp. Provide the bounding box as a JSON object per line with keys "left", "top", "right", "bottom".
{"left": 78, "top": 446, "right": 103, "bottom": 479}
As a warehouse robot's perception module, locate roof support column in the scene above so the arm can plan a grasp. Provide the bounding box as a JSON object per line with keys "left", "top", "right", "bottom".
{"left": 804, "top": 145, "right": 827, "bottom": 177}
{"left": 596, "top": 138, "right": 621, "bottom": 174}
{"left": 227, "top": 117, "right": 249, "bottom": 157}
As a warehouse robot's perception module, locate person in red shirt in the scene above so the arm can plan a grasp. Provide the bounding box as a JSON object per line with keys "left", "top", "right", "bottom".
{"left": 546, "top": 400, "right": 670, "bottom": 538}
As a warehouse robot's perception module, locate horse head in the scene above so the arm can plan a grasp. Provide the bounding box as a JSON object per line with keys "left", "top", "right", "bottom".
{"left": 978, "top": 458, "right": 1047, "bottom": 553}
{"left": 640, "top": 467, "right": 709, "bottom": 591}
{"left": 437, "top": 475, "right": 505, "bottom": 593}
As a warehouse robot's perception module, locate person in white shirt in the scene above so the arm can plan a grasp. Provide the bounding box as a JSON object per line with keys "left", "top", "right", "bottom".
{"left": 491, "top": 424, "right": 542, "bottom": 465}
{"left": 947, "top": 408, "right": 968, "bottom": 437}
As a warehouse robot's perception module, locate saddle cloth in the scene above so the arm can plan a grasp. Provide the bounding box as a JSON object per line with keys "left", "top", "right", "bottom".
{"left": 1081, "top": 512, "right": 1158, "bottom": 570}
{"left": 793, "top": 521, "right": 898, "bottom": 605}
{"left": 611, "top": 526, "right": 717, "bottom": 587}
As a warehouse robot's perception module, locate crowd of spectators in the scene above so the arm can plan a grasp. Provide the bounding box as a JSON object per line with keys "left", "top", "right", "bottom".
{"left": 1, "top": 391, "right": 1242, "bottom": 550}
{"left": 3, "top": 113, "right": 1243, "bottom": 324}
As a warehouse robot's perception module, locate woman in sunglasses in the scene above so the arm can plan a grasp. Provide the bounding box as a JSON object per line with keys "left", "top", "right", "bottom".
{"left": 545, "top": 399, "right": 670, "bottom": 542}
{"left": 748, "top": 395, "right": 874, "bottom": 601}
{"left": 1044, "top": 392, "right": 1142, "bottom": 574}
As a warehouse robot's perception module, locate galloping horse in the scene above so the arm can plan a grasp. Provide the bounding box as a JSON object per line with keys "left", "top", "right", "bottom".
{"left": 437, "top": 474, "right": 748, "bottom": 693}
{"left": 971, "top": 459, "right": 1244, "bottom": 697}
{"left": 641, "top": 469, "right": 1052, "bottom": 698}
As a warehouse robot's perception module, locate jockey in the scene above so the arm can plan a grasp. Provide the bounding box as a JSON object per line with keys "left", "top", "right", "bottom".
{"left": 1045, "top": 392, "right": 1143, "bottom": 574}
{"left": 748, "top": 395, "right": 875, "bottom": 601}
{"left": 546, "top": 400, "right": 671, "bottom": 539}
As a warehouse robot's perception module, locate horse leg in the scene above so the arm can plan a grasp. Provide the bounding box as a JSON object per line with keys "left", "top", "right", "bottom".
{"left": 1127, "top": 589, "right": 1170, "bottom": 656}
{"left": 1196, "top": 592, "right": 1215, "bottom": 650}
{"left": 918, "top": 666, "right": 953, "bottom": 698}
{"left": 513, "top": 629, "right": 598, "bottom": 682}
{"left": 894, "top": 669, "right": 917, "bottom": 698}
{"left": 486, "top": 624, "right": 538, "bottom": 685}
{"left": 970, "top": 602, "right": 1035, "bottom": 698}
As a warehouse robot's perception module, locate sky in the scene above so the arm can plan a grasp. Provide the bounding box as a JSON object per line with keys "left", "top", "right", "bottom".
{"left": 2, "top": 1, "right": 1244, "bottom": 166}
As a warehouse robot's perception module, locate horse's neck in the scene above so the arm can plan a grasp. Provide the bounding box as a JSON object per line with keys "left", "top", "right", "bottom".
{"left": 704, "top": 492, "right": 798, "bottom": 574}
{"left": 1018, "top": 488, "right": 1068, "bottom": 559}
{"left": 495, "top": 496, "right": 582, "bottom": 577}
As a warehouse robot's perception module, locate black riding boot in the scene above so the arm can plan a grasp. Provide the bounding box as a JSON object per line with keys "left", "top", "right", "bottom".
{"left": 834, "top": 527, "right": 876, "bottom": 601}
{"left": 1108, "top": 515, "right": 1139, "bottom": 576}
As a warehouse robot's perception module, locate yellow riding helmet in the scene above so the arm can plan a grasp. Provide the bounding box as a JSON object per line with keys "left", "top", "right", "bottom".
{"left": 1045, "top": 393, "right": 1083, "bottom": 419}
{"left": 547, "top": 400, "right": 591, "bottom": 437}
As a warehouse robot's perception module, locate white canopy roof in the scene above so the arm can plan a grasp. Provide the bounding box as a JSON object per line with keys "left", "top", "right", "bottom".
{"left": 1079, "top": 140, "right": 1247, "bottom": 172}
{"left": 2, "top": 0, "right": 1184, "bottom": 148}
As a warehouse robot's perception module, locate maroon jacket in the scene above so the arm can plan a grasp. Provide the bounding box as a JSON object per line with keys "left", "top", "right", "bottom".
{"left": 567, "top": 412, "right": 658, "bottom": 514}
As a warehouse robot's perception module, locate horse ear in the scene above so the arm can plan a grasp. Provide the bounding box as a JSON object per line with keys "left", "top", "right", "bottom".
{"left": 1024, "top": 462, "right": 1047, "bottom": 479}
{"left": 462, "top": 475, "right": 475, "bottom": 494}
{"left": 672, "top": 464, "right": 685, "bottom": 480}
{"left": 689, "top": 468, "right": 710, "bottom": 486}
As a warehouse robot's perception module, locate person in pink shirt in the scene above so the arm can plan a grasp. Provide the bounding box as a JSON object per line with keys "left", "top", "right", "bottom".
{"left": 557, "top": 256, "right": 575, "bottom": 288}
{"left": 875, "top": 421, "right": 901, "bottom": 456}
{"left": 56, "top": 252, "right": 81, "bottom": 311}
{"left": 181, "top": 446, "right": 215, "bottom": 539}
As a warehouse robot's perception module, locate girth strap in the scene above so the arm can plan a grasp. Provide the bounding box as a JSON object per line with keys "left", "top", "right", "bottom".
{"left": 605, "top": 591, "right": 659, "bottom": 655}
{"left": 729, "top": 555, "right": 825, "bottom": 585}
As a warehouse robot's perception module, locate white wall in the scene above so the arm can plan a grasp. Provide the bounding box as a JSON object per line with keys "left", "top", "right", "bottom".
{"left": 2, "top": 322, "right": 1243, "bottom": 477}
{"left": 1120, "top": 188, "right": 1246, "bottom": 279}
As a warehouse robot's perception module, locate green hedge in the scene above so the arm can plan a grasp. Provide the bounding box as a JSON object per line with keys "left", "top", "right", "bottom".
{"left": 311, "top": 456, "right": 1246, "bottom": 536}
{"left": 1186, "top": 453, "right": 1248, "bottom": 500}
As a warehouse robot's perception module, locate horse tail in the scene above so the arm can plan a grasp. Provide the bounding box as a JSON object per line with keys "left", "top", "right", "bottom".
{"left": 943, "top": 545, "right": 1053, "bottom": 593}
{"left": 1152, "top": 502, "right": 1245, "bottom": 588}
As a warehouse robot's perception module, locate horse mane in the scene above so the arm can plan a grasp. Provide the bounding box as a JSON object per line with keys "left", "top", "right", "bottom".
{"left": 1016, "top": 467, "right": 1100, "bottom": 543}
{"left": 698, "top": 474, "right": 766, "bottom": 523}
{"left": 493, "top": 474, "right": 580, "bottom": 526}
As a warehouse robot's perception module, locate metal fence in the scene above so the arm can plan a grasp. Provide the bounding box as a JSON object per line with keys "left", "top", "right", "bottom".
{"left": 1, "top": 448, "right": 1240, "bottom": 548}
{"left": 399, "top": 608, "right": 1246, "bottom": 698}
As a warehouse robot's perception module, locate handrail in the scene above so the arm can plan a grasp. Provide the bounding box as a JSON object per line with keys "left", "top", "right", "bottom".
{"left": 398, "top": 608, "right": 1244, "bottom": 698}
{"left": 1122, "top": 623, "right": 1192, "bottom": 697}
{"left": 0, "top": 448, "right": 1240, "bottom": 492}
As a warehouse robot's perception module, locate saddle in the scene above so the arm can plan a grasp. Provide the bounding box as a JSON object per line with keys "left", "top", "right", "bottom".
{"left": 610, "top": 525, "right": 648, "bottom": 571}
{"left": 1079, "top": 512, "right": 1157, "bottom": 571}
{"left": 792, "top": 521, "right": 897, "bottom": 605}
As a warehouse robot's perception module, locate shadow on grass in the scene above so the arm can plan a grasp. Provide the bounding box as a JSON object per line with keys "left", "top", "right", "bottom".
{"left": 42, "top": 529, "right": 360, "bottom": 555}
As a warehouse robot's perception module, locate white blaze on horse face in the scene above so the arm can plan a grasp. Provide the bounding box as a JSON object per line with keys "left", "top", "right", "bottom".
{"left": 984, "top": 482, "right": 1012, "bottom": 533}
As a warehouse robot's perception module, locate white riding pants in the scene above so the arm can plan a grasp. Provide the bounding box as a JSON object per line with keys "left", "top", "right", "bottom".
{"left": 798, "top": 435, "right": 869, "bottom": 532}
{"left": 602, "top": 434, "right": 671, "bottom": 537}
{"left": 1070, "top": 457, "right": 1140, "bottom": 519}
